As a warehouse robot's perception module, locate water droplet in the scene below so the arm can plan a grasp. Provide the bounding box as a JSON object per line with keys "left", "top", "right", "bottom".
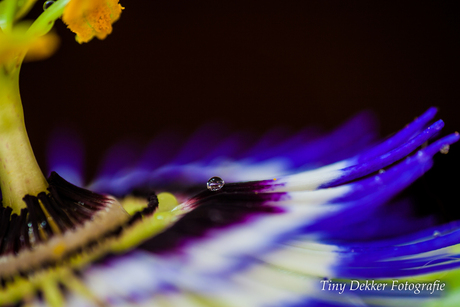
{"left": 43, "top": 0, "right": 55, "bottom": 10}
{"left": 207, "top": 176, "right": 225, "bottom": 191}
{"left": 440, "top": 144, "right": 450, "bottom": 154}
{"left": 378, "top": 169, "right": 385, "bottom": 174}
{"left": 27, "top": 222, "right": 32, "bottom": 227}
{"left": 433, "top": 231, "right": 441, "bottom": 237}
{"left": 40, "top": 221, "right": 47, "bottom": 228}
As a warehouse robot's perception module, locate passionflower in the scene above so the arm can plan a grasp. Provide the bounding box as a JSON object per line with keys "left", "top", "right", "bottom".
{"left": 62, "top": 0, "right": 123, "bottom": 43}
{"left": 2, "top": 1, "right": 460, "bottom": 307}
{"left": 1, "top": 108, "right": 456, "bottom": 306}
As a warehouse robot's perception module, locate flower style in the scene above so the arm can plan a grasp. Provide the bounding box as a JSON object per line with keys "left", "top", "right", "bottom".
{"left": 62, "top": 0, "right": 123, "bottom": 43}
{"left": 0, "top": 26, "right": 59, "bottom": 64}
{"left": 1, "top": 1, "right": 460, "bottom": 307}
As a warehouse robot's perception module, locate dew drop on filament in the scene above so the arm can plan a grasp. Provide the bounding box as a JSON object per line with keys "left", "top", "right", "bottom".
{"left": 43, "top": 1, "right": 55, "bottom": 10}
{"left": 207, "top": 176, "right": 225, "bottom": 191}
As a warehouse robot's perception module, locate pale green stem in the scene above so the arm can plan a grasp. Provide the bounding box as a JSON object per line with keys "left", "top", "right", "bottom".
{"left": 27, "top": 0, "right": 70, "bottom": 37}
{"left": 0, "top": 0, "right": 17, "bottom": 32}
{"left": 14, "top": 0, "right": 39, "bottom": 22}
{"left": 0, "top": 60, "right": 48, "bottom": 214}
{"left": 0, "top": 0, "right": 69, "bottom": 215}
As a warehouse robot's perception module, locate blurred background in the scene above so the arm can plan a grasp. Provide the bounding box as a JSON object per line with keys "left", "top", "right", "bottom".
{"left": 20, "top": 1, "right": 459, "bottom": 217}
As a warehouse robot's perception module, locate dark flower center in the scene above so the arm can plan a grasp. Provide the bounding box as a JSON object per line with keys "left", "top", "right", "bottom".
{"left": 0, "top": 172, "right": 110, "bottom": 256}
{"left": 0, "top": 172, "right": 135, "bottom": 279}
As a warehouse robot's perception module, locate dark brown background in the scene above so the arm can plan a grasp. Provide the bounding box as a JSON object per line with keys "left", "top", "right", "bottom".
{"left": 20, "top": 1, "right": 459, "bottom": 216}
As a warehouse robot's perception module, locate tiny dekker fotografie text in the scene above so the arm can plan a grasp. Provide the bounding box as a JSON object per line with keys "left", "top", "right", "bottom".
{"left": 320, "top": 279, "right": 446, "bottom": 295}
